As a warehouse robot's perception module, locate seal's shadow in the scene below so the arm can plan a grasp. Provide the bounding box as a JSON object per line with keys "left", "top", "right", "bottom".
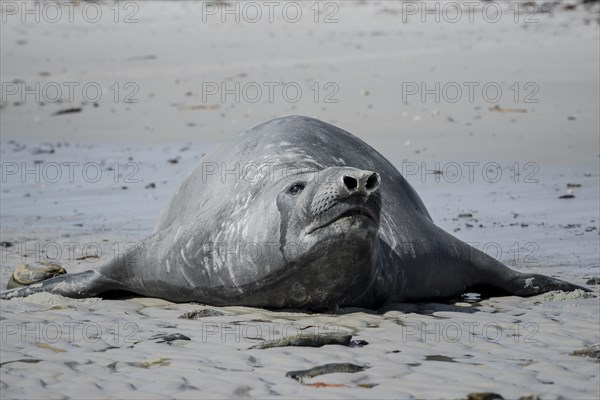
{"left": 272, "top": 298, "right": 484, "bottom": 316}
{"left": 375, "top": 301, "right": 482, "bottom": 316}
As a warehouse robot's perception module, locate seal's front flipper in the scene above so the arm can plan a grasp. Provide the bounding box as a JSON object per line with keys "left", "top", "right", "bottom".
{"left": 0, "top": 270, "right": 120, "bottom": 300}
{"left": 500, "top": 272, "right": 591, "bottom": 296}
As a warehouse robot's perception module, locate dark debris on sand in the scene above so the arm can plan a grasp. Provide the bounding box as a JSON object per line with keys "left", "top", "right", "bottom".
{"left": 179, "top": 309, "right": 225, "bottom": 319}
{"left": 250, "top": 333, "right": 352, "bottom": 350}
{"left": 286, "top": 363, "right": 367, "bottom": 381}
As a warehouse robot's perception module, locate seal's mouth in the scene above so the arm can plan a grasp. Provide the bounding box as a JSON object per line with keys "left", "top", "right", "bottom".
{"left": 337, "top": 208, "right": 376, "bottom": 223}
{"left": 307, "top": 206, "right": 378, "bottom": 234}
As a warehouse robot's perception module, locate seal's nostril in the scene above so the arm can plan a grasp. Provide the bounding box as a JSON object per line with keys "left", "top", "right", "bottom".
{"left": 366, "top": 173, "right": 379, "bottom": 190}
{"left": 343, "top": 176, "right": 358, "bottom": 191}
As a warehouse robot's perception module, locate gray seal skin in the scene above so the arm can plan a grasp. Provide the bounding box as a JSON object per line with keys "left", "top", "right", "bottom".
{"left": 0, "top": 116, "right": 589, "bottom": 310}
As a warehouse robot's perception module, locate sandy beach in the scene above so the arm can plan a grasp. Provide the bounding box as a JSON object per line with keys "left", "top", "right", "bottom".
{"left": 1, "top": 1, "right": 599, "bottom": 399}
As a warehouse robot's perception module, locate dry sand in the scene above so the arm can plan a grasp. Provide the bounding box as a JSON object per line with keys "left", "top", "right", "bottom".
{"left": 1, "top": 1, "right": 599, "bottom": 399}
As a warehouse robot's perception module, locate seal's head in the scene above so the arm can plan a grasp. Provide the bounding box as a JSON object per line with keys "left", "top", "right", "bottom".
{"left": 245, "top": 165, "right": 383, "bottom": 310}
{"left": 279, "top": 166, "right": 381, "bottom": 240}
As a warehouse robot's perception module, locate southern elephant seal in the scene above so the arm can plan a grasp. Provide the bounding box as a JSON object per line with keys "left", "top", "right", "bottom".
{"left": 0, "top": 116, "right": 589, "bottom": 310}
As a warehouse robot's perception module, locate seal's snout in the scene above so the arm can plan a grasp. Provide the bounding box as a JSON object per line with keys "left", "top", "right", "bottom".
{"left": 341, "top": 171, "right": 380, "bottom": 196}
{"left": 309, "top": 167, "right": 381, "bottom": 217}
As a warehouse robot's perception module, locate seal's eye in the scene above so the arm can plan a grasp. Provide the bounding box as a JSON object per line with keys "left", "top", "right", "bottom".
{"left": 288, "top": 182, "right": 305, "bottom": 195}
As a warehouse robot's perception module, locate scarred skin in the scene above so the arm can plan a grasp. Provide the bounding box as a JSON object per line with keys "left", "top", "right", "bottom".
{"left": 0, "top": 116, "right": 589, "bottom": 310}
